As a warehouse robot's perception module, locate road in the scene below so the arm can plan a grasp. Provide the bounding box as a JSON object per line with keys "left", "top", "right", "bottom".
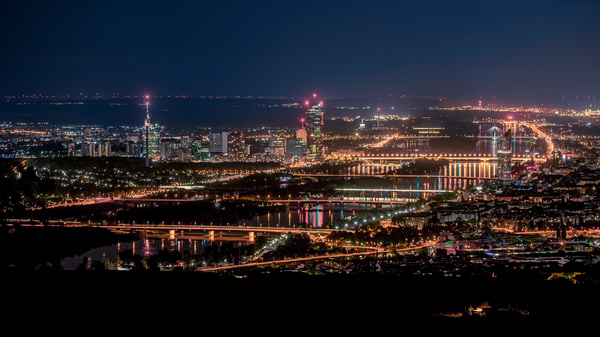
{"left": 29, "top": 189, "right": 167, "bottom": 210}
{"left": 197, "top": 240, "right": 437, "bottom": 272}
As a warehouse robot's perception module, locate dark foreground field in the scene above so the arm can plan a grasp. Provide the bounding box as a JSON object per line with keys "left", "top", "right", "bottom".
{"left": 4, "top": 270, "right": 597, "bottom": 332}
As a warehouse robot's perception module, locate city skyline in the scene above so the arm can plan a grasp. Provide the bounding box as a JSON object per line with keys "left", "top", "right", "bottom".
{"left": 4, "top": 0, "right": 600, "bottom": 324}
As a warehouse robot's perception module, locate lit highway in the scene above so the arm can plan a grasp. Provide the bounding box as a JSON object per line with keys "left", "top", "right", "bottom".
{"left": 197, "top": 240, "right": 437, "bottom": 272}
{"left": 29, "top": 189, "right": 168, "bottom": 210}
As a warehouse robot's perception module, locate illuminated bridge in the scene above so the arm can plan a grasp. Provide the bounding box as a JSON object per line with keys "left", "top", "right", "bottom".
{"left": 269, "top": 198, "right": 415, "bottom": 204}
{"left": 394, "top": 135, "right": 537, "bottom": 140}
{"left": 356, "top": 153, "right": 544, "bottom": 161}
{"left": 97, "top": 224, "right": 334, "bottom": 242}
{"left": 107, "top": 197, "right": 422, "bottom": 205}
{"left": 291, "top": 173, "right": 495, "bottom": 180}
{"left": 114, "top": 198, "right": 200, "bottom": 202}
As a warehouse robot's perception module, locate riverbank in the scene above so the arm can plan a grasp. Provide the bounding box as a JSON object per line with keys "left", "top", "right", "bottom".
{"left": 0, "top": 225, "right": 138, "bottom": 270}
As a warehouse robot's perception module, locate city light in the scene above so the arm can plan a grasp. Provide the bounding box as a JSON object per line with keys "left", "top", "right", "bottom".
{"left": 3, "top": 1, "right": 598, "bottom": 320}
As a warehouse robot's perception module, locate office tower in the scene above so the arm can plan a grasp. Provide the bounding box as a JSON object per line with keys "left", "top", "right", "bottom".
{"left": 67, "top": 142, "right": 75, "bottom": 156}
{"left": 285, "top": 138, "right": 307, "bottom": 156}
{"left": 159, "top": 138, "right": 175, "bottom": 160}
{"left": 246, "top": 136, "right": 269, "bottom": 155}
{"left": 126, "top": 141, "right": 141, "bottom": 157}
{"left": 126, "top": 132, "right": 140, "bottom": 142}
{"left": 209, "top": 131, "right": 228, "bottom": 155}
{"left": 158, "top": 137, "right": 192, "bottom": 162}
{"left": 82, "top": 142, "right": 93, "bottom": 157}
{"left": 497, "top": 129, "right": 512, "bottom": 182}
{"left": 142, "top": 102, "right": 160, "bottom": 165}
{"left": 227, "top": 130, "right": 245, "bottom": 158}
{"left": 180, "top": 136, "right": 191, "bottom": 148}
{"left": 100, "top": 142, "right": 111, "bottom": 157}
{"left": 82, "top": 141, "right": 111, "bottom": 157}
{"left": 147, "top": 132, "right": 160, "bottom": 159}
{"left": 192, "top": 137, "right": 211, "bottom": 161}
{"left": 296, "top": 127, "right": 307, "bottom": 143}
{"left": 267, "top": 136, "right": 286, "bottom": 156}
{"left": 304, "top": 96, "right": 324, "bottom": 161}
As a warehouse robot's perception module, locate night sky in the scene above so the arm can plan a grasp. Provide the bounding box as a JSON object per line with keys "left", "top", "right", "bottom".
{"left": 1, "top": 0, "right": 599, "bottom": 103}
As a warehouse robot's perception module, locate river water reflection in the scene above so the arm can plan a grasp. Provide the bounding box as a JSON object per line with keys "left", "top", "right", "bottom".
{"left": 60, "top": 236, "right": 251, "bottom": 270}
{"left": 338, "top": 136, "right": 539, "bottom": 198}
{"left": 61, "top": 137, "right": 537, "bottom": 269}
{"left": 59, "top": 202, "right": 397, "bottom": 270}
{"left": 234, "top": 203, "right": 383, "bottom": 228}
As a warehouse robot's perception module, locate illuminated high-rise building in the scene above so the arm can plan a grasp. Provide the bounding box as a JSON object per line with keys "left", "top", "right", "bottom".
{"left": 497, "top": 129, "right": 512, "bottom": 182}
{"left": 209, "top": 131, "right": 228, "bottom": 155}
{"left": 192, "top": 136, "right": 211, "bottom": 162}
{"left": 296, "top": 126, "right": 307, "bottom": 144}
{"left": 286, "top": 138, "right": 307, "bottom": 157}
{"left": 304, "top": 94, "right": 324, "bottom": 161}
{"left": 148, "top": 130, "right": 160, "bottom": 156}
{"left": 142, "top": 102, "right": 160, "bottom": 166}
{"left": 227, "top": 130, "right": 245, "bottom": 158}
{"left": 142, "top": 101, "right": 160, "bottom": 166}
{"left": 267, "top": 136, "right": 286, "bottom": 156}
{"left": 81, "top": 141, "right": 111, "bottom": 157}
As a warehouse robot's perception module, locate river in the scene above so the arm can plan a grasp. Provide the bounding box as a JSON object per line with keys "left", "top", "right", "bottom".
{"left": 60, "top": 235, "right": 252, "bottom": 270}
{"left": 60, "top": 135, "right": 537, "bottom": 269}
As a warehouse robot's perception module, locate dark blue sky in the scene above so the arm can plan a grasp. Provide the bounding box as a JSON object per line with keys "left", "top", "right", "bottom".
{"left": 1, "top": 0, "right": 599, "bottom": 103}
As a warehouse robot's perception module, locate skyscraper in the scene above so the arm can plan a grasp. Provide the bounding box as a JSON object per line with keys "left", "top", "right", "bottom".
{"left": 209, "top": 131, "right": 228, "bottom": 155}
{"left": 143, "top": 101, "right": 160, "bottom": 166}
{"left": 497, "top": 129, "right": 512, "bottom": 182}
{"left": 296, "top": 127, "right": 307, "bottom": 144}
{"left": 304, "top": 95, "right": 324, "bottom": 161}
{"left": 144, "top": 102, "right": 150, "bottom": 166}
{"left": 227, "top": 130, "right": 245, "bottom": 158}
{"left": 192, "top": 137, "right": 211, "bottom": 162}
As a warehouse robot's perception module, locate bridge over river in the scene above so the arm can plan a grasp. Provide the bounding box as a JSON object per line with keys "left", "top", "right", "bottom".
{"left": 97, "top": 223, "right": 334, "bottom": 242}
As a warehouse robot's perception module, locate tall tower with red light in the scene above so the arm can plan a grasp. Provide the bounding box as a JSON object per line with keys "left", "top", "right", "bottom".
{"left": 304, "top": 93, "right": 324, "bottom": 161}
{"left": 142, "top": 95, "right": 159, "bottom": 166}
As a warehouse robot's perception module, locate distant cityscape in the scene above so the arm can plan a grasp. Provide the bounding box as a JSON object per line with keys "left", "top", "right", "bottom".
{"left": 2, "top": 93, "right": 599, "bottom": 162}
{"left": 5, "top": 0, "right": 600, "bottom": 326}
{"left": 3, "top": 92, "right": 600, "bottom": 322}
